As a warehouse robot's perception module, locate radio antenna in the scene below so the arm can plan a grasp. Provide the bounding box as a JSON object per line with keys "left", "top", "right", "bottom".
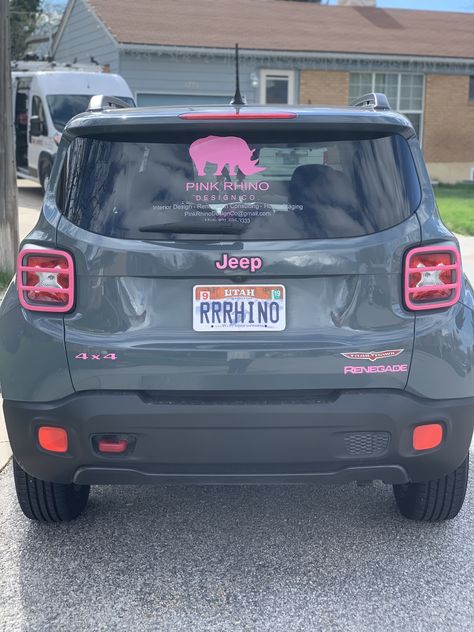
{"left": 230, "top": 43, "right": 245, "bottom": 106}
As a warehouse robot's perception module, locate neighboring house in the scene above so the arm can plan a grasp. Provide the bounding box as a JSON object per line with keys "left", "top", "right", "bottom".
{"left": 52, "top": 0, "right": 474, "bottom": 182}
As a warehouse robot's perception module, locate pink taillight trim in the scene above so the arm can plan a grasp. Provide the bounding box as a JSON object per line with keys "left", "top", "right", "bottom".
{"left": 17, "top": 248, "right": 75, "bottom": 313}
{"left": 179, "top": 112, "right": 297, "bottom": 120}
{"left": 404, "top": 244, "right": 461, "bottom": 311}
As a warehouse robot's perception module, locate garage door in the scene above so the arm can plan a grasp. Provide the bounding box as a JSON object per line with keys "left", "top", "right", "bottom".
{"left": 137, "top": 93, "right": 232, "bottom": 106}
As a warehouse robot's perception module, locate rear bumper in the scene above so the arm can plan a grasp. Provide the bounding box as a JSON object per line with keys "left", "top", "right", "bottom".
{"left": 4, "top": 390, "right": 474, "bottom": 485}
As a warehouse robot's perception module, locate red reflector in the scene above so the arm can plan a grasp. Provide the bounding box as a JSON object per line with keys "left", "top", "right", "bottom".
{"left": 17, "top": 248, "right": 75, "bottom": 312}
{"left": 98, "top": 439, "right": 128, "bottom": 454}
{"left": 179, "top": 112, "right": 296, "bottom": 120}
{"left": 413, "top": 424, "right": 443, "bottom": 451}
{"left": 38, "top": 426, "right": 68, "bottom": 453}
{"left": 404, "top": 245, "right": 461, "bottom": 311}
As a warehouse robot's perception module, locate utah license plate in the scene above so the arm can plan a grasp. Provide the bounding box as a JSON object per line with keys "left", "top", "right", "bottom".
{"left": 193, "top": 285, "right": 286, "bottom": 332}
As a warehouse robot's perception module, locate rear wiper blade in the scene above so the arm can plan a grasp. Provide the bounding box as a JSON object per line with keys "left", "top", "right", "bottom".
{"left": 139, "top": 222, "right": 244, "bottom": 235}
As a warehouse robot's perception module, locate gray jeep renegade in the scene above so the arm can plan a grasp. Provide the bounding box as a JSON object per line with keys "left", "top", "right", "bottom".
{"left": 1, "top": 93, "right": 472, "bottom": 522}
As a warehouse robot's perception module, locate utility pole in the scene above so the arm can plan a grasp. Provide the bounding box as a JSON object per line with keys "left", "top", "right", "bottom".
{"left": 0, "top": 0, "right": 19, "bottom": 277}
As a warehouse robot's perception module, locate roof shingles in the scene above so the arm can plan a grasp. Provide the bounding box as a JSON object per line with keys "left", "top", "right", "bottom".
{"left": 88, "top": 0, "right": 474, "bottom": 59}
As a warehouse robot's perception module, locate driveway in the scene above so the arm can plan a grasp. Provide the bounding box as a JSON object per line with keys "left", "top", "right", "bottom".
{"left": 0, "top": 182, "right": 473, "bottom": 631}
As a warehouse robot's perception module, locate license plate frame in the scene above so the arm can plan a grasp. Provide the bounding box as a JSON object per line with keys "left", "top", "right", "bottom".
{"left": 193, "top": 284, "right": 286, "bottom": 332}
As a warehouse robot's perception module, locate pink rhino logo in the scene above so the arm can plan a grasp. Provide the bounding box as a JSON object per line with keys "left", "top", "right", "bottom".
{"left": 189, "top": 136, "right": 266, "bottom": 177}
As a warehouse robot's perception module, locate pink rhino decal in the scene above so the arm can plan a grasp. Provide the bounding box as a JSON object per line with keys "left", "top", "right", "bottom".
{"left": 189, "top": 136, "right": 266, "bottom": 177}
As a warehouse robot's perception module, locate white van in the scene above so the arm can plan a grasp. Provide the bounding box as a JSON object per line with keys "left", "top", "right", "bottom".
{"left": 12, "top": 62, "right": 135, "bottom": 190}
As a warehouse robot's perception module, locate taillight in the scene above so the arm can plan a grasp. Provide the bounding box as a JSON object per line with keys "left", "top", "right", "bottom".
{"left": 404, "top": 245, "right": 461, "bottom": 311}
{"left": 17, "top": 248, "right": 74, "bottom": 312}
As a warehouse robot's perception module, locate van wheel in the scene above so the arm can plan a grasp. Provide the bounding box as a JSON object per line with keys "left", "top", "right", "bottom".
{"left": 39, "top": 156, "right": 53, "bottom": 192}
{"left": 13, "top": 458, "right": 90, "bottom": 522}
{"left": 393, "top": 455, "right": 469, "bottom": 521}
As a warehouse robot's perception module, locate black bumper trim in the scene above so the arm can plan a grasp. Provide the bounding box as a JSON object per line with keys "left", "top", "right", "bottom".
{"left": 73, "top": 465, "right": 409, "bottom": 486}
{"left": 4, "top": 389, "right": 474, "bottom": 485}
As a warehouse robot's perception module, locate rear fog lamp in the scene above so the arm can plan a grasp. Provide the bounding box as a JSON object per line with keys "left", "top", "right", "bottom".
{"left": 38, "top": 426, "right": 68, "bottom": 453}
{"left": 413, "top": 424, "right": 443, "bottom": 451}
{"left": 98, "top": 437, "right": 129, "bottom": 454}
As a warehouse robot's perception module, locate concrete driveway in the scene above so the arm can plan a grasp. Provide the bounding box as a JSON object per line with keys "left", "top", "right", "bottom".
{"left": 0, "top": 182, "right": 473, "bottom": 631}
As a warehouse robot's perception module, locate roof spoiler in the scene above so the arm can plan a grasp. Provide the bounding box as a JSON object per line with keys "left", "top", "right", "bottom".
{"left": 350, "top": 92, "right": 391, "bottom": 111}
{"left": 87, "top": 95, "right": 132, "bottom": 112}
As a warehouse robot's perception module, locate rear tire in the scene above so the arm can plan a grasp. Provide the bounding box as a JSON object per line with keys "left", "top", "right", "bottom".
{"left": 393, "top": 455, "right": 469, "bottom": 521}
{"left": 13, "top": 458, "right": 90, "bottom": 522}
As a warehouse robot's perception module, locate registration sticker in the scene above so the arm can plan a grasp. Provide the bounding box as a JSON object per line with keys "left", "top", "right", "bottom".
{"left": 193, "top": 284, "right": 286, "bottom": 332}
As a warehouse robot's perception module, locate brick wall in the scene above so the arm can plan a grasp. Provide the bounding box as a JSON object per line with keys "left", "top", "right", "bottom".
{"left": 299, "top": 70, "right": 349, "bottom": 106}
{"left": 423, "top": 75, "right": 474, "bottom": 164}
{"left": 298, "top": 70, "right": 474, "bottom": 182}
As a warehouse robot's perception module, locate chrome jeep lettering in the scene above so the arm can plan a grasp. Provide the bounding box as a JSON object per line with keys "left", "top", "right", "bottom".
{"left": 215, "top": 253, "right": 263, "bottom": 273}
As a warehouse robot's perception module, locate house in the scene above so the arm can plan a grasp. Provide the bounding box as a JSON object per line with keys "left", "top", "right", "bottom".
{"left": 52, "top": 0, "right": 474, "bottom": 183}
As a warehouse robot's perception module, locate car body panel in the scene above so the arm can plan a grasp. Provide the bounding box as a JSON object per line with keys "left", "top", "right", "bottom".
{"left": 57, "top": 213, "right": 418, "bottom": 393}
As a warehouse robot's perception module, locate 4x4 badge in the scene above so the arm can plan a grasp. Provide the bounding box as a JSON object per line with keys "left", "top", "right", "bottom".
{"left": 341, "top": 349, "right": 404, "bottom": 362}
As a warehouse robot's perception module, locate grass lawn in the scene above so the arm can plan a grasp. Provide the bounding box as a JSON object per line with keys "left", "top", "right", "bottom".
{"left": 0, "top": 271, "right": 13, "bottom": 293}
{"left": 435, "top": 184, "right": 474, "bottom": 235}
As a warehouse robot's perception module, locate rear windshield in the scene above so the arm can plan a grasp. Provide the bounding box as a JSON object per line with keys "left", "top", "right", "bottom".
{"left": 62, "top": 130, "right": 420, "bottom": 240}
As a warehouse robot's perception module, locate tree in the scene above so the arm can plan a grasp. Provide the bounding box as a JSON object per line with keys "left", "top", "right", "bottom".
{"left": 10, "top": 0, "right": 42, "bottom": 60}
{"left": 0, "top": 0, "right": 19, "bottom": 278}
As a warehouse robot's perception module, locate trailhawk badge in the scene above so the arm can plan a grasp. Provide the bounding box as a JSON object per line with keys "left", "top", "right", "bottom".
{"left": 341, "top": 349, "right": 404, "bottom": 362}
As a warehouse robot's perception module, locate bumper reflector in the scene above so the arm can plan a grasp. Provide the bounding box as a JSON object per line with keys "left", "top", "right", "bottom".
{"left": 98, "top": 438, "right": 128, "bottom": 454}
{"left": 38, "top": 426, "right": 68, "bottom": 453}
{"left": 413, "top": 423, "right": 443, "bottom": 451}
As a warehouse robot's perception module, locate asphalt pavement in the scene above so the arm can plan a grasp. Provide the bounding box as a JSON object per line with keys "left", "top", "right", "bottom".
{"left": 1, "top": 463, "right": 473, "bottom": 632}
{"left": 0, "top": 182, "right": 473, "bottom": 631}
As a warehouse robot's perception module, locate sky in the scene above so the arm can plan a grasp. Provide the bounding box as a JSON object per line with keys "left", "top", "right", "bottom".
{"left": 327, "top": 0, "right": 473, "bottom": 10}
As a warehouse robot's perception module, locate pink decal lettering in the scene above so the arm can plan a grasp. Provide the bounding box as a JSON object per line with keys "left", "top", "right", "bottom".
{"left": 250, "top": 257, "right": 262, "bottom": 272}
{"left": 228, "top": 257, "right": 239, "bottom": 270}
{"left": 214, "top": 253, "right": 264, "bottom": 273}
{"left": 215, "top": 253, "right": 228, "bottom": 270}
{"left": 239, "top": 257, "right": 250, "bottom": 270}
{"left": 344, "top": 364, "right": 409, "bottom": 375}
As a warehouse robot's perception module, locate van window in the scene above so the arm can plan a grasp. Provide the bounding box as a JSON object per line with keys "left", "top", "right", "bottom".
{"left": 31, "top": 96, "right": 47, "bottom": 135}
{"left": 47, "top": 95, "right": 135, "bottom": 131}
{"left": 63, "top": 131, "right": 421, "bottom": 240}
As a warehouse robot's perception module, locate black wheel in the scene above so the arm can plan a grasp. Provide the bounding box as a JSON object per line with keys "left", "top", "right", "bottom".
{"left": 39, "top": 156, "right": 53, "bottom": 193}
{"left": 393, "top": 455, "right": 469, "bottom": 522}
{"left": 13, "top": 458, "right": 90, "bottom": 522}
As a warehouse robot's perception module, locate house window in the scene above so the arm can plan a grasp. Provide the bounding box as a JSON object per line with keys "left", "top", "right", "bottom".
{"left": 349, "top": 73, "right": 424, "bottom": 139}
{"left": 469, "top": 76, "right": 474, "bottom": 101}
{"left": 260, "top": 70, "right": 295, "bottom": 104}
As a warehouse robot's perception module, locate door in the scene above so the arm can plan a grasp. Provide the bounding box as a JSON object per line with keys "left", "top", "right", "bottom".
{"left": 260, "top": 70, "right": 295, "bottom": 104}
{"left": 56, "top": 125, "right": 420, "bottom": 393}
